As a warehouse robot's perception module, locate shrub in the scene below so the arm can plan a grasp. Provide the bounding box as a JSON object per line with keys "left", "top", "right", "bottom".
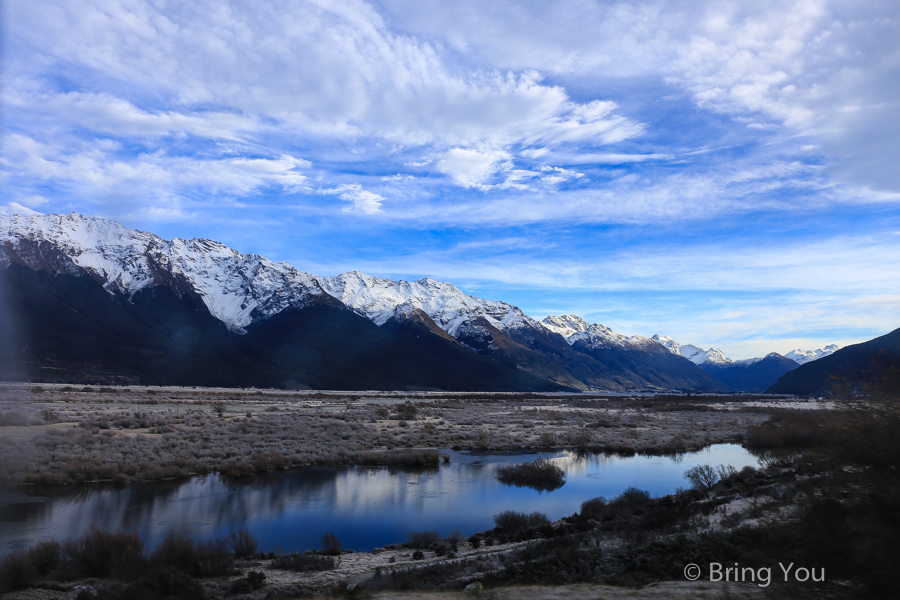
{"left": 65, "top": 527, "right": 146, "bottom": 578}
{"left": 394, "top": 402, "right": 418, "bottom": 421}
{"left": 227, "top": 529, "right": 257, "bottom": 558}
{"left": 246, "top": 570, "right": 265, "bottom": 590}
{"left": 580, "top": 497, "right": 608, "bottom": 520}
{"left": 684, "top": 464, "right": 719, "bottom": 490}
{"left": 28, "top": 540, "right": 61, "bottom": 575}
{"left": 270, "top": 552, "right": 336, "bottom": 572}
{"left": 129, "top": 567, "right": 206, "bottom": 600}
{"left": 0, "top": 551, "right": 35, "bottom": 592}
{"left": 569, "top": 428, "right": 595, "bottom": 450}
{"left": 407, "top": 530, "right": 440, "bottom": 549}
{"left": 716, "top": 464, "right": 738, "bottom": 482}
{"left": 468, "top": 535, "right": 481, "bottom": 549}
{"left": 356, "top": 449, "right": 439, "bottom": 466}
{"left": 496, "top": 458, "right": 565, "bottom": 491}
{"left": 494, "top": 510, "right": 549, "bottom": 536}
{"left": 613, "top": 487, "right": 652, "bottom": 507}
{"left": 152, "top": 533, "right": 199, "bottom": 574}
{"left": 321, "top": 531, "right": 342, "bottom": 555}
{"left": 196, "top": 538, "right": 233, "bottom": 576}
{"left": 412, "top": 550, "right": 425, "bottom": 560}
{"left": 448, "top": 529, "right": 466, "bottom": 544}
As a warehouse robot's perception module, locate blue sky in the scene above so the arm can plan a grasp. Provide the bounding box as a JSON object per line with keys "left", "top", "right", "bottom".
{"left": 2, "top": 0, "right": 899, "bottom": 359}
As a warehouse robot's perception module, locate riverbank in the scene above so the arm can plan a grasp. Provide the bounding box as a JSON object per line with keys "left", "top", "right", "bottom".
{"left": 0, "top": 448, "right": 868, "bottom": 599}
{"left": 0, "top": 384, "right": 819, "bottom": 486}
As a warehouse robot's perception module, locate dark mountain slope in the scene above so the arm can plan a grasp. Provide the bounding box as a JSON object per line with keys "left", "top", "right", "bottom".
{"left": 571, "top": 341, "right": 731, "bottom": 392}
{"left": 701, "top": 354, "right": 799, "bottom": 392}
{"left": 454, "top": 317, "right": 634, "bottom": 390}
{"left": 768, "top": 327, "right": 900, "bottom": 395}
{"left": 0, "top": 264, "right": 569, "bottom": 390}
{"left": 0, "top": 264, "right": 277, "bottom": 386}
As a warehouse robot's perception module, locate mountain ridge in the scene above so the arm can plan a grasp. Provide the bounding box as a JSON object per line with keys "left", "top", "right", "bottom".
{"left": 0, "top": 213, "right": 849, "bottom": 392}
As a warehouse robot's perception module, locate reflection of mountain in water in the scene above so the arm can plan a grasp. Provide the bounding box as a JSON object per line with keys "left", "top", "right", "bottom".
{"left": 1, "top": 445, "right": 760, "bottom": 556}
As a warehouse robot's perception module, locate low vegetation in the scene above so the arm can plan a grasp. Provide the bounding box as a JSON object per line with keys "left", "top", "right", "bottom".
{"left": 495, "top": 457, "right": 566, "bottom": 491}
{"left": 0, "top": 386, "right": 776, "bottom": 485}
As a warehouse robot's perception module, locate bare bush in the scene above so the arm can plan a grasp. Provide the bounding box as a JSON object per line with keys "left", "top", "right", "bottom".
{"left": 580, "top": 496, "right": 607, "bottom": 520}
{"left": 270, "top": 552, "right": 336, "bottom": 572}
{"left": 196, "top": 537, "right": 233, "bottom": 576}
{"left": 64, "top": 527, "right": 146, "bottom": 577}
{"left": 684, "top": 464, "right": 719, "bottom": 490}
{"left": 152, "top": 533, "right": 199, "bottom": 573}
{"left": 28, "top": 540, "right": 61, "bottom": 575}
{"left": 321, "top": 531, "right": 342, "bottom": 556}
{"left": 407, "top": 530, "right": 440, "bottom": 549}
{"left": 493, "top": 510, "right": 549, "bottom": 536}
{"left": 0, "top": 551, "right": 35, "bottom": 592}
{"left": 227, "top": 529, "right": 258, "bottom": 558}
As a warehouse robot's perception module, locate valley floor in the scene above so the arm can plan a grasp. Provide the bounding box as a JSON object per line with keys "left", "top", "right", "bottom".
{"left": 3, "top": 388, "right": 894, "bottom": 599}
{"left": 0, "top": 384, "right": 823, "bottom": 486}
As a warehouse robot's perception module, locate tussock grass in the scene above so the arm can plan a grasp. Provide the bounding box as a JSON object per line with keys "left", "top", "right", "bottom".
{"left": 496, "top": 457, "right": 565, "bottom": 491}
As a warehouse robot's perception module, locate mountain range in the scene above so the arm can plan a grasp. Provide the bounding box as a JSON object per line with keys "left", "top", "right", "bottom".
{"left": 0, "top": 213, "right": 858, "bottom": 393}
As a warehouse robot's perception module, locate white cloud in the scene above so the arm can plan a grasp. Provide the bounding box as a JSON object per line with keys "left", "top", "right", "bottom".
{"left": 435, "top": 148, "right": 511, "bottom": 188}
{"left": 1, "top": 134, "right": 311, "bottom": 218}
{"left": 0, "top": 202, "right": 43, "bottom": 216}
{"left": 2, "top": 89, "right": 258, "bottom": 140}
{"left": 320, "top": 184, "right": 385, "bottom": 214}
{"left": 375, "top": 0, "right": 900, "bottom": 193}
{"left": 5, "top": 0, "right": 641, "bottom": 182}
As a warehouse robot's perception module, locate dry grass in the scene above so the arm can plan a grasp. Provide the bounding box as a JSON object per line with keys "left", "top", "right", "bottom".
{"left": 0, "top": 384, "right": 801, "bottom": 485}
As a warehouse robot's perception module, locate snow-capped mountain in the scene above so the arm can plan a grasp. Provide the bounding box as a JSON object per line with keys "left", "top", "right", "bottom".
{"left": 0, "top": 212, "right": 770, "bottom": 392}
{"left": 541, "top": 315, "right": 591, "bottom": 338}
{"left": 314, "top": 271, "right": 538, "bottom": 337}
{"left": 0, "top": 213, "right": 327, "bottom": 332}
{"left": 651, "top": 335, "right": 731, "bottom": 364}
{"left": 0, "top": 213, "right": 552, "bottom": 341}
{"left": 785, "top": 345, "right": 840, "bottom": 365}
{"left": 542, "top": 315, "right": 656, "bottom": 350}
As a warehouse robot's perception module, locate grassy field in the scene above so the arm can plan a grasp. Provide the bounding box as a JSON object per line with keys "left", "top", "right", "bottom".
{"left": 0, "top": 384, "right": 801, "bottom": 486}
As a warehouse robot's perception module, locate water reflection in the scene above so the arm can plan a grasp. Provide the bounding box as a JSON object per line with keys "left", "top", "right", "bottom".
{"left": 1, "top": 444, "right": 757, "bottom": 555}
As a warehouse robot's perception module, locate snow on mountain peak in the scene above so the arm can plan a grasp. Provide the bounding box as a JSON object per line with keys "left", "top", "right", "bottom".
{"left": 652, "top": 333, "right": 732, "bottom": 364}
{"left": 542, "top": 316, "right": 659, "bottom": 351}
{"left": 3, "top": 213, "right": 837, "bottom": 364}
{"left": 1, "top": 213, "right": 325, "bottom": 332}
{"left": 314, "top": 271, "right": 538, "bottom": 337}
{"left": 541, "top": 315, "right": 591, "bottom": 337}
{"left": 785, "top": 345, "right": 840, "bottom": 365}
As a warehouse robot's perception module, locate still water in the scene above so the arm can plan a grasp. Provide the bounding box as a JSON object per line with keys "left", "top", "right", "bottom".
{"left": 0, "top": 444, "right": 756, "bottom": 555}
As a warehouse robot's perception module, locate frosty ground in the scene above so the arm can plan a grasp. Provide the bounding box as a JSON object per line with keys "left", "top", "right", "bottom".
{"left": 0, "top": 384, "right": 822, "bottom": 486}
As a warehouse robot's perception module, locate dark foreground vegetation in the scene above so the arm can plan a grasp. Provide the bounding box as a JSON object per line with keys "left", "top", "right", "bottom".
{"left": 371, "top": 399, "right": 900, "bottom": 598}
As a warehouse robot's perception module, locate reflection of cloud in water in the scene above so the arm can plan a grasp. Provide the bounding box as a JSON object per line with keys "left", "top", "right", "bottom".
{"left": 0, "top": 444, "right": 759, "bottom": 555}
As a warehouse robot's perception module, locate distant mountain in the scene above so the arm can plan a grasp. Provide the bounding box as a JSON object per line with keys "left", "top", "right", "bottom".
{"left": 785, "top": 345, "right": 840, "bottom": 365}
{"left": 651, "top": 335, "right": 731, "bottom": 365}
{"left": 700, "top": 353, "right": 800, "bottom": 393}
{"left": 0, "top": 213, "right": 733, "bottom": 391}
{"left": 768, "top": 328, "right": 900, "bottom": 395}
{"left": 540, "top": 316, "right": 730, "bottom": 392}
{"left": 650, "top": 333, "right": 847, "bottom": 392}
